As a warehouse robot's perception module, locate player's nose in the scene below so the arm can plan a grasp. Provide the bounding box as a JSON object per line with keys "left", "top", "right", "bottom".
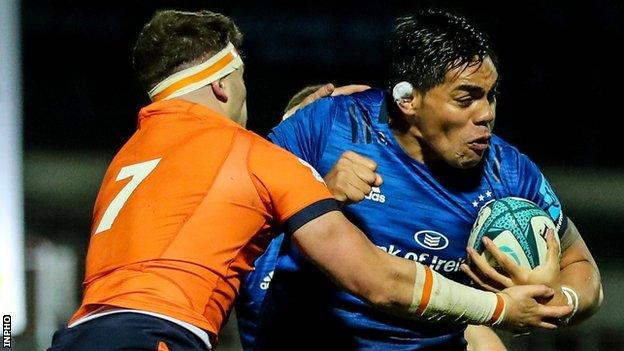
{"left": 473, "top": 100, "right": 495, "bottom": 127}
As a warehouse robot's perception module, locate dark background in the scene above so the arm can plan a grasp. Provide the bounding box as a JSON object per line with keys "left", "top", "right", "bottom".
{"left": 18, "top": 1, "right": 624, "bottom": 350}
{"left": 23, "top": 0, "right": 624, "bottom": 166}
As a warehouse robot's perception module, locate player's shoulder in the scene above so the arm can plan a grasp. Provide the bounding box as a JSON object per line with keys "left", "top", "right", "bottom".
{"left": 485, "top": 135, "right": 515, "bottom": 175}
{"left": 239, "top": 128, "right": 280, "bottom": 150}
{"left": 189, "top": 122, "right": 250, "bottom": 152}
{"left": 487, "top": 134, "right": 539, "bottom": 184}
{"left": 331, "top": 88, "right": 385, "bottom": 112}
{"left": 289, "top": 88, "right": 385, "bottom": 123}
{"left": 328, "top": 88, "right": 387, "bottom": 129}
{"left": 489, "top": 135, "right": 533, "bottom": 165}
{"left": 489, "top": 135, "right": 519, "bottom": 157}
{"left": 332, "top": 88, "right": 385, "bottom": 104}
{"left": 242, "top": 129, "right": 303, "bottom": 164}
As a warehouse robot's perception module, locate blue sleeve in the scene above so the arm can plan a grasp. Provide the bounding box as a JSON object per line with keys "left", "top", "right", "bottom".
{"left": 268, "top": 97, "right": 335, "bottom": 168}
{"left": 514, "top": 153, "right": 569, "bottom": 237}
{"left": 236, "top": 235, "right": 284, "bottom": 350}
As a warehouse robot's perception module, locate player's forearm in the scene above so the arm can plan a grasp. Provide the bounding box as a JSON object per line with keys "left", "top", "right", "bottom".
{"left": 391, "top": 258, "right": 505, "bottom": 325}
{"left": 321, "top": 250, "right": 507, "bottom": 326}
{"left": 345, "top": 249, "right": 416, "bottom": 312}
{"left": 325, "top": 246, "right": 506, "bottom": 326}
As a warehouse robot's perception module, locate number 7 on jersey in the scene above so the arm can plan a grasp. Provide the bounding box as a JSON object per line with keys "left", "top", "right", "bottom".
{"left": 94, "top": 158, "right": 161, "bottom": 234}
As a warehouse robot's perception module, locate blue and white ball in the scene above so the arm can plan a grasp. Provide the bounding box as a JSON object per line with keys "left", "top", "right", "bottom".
{"left": 468, "top": 197, "right": 560, "bottom": 270}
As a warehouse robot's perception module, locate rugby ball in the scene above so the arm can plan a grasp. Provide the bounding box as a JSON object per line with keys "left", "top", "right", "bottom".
{"left": 467, "top": 197, "right": 560, "bottom": 270}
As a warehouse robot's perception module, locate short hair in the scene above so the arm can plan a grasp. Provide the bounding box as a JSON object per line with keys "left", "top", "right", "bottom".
{"left": 283, "top": 84, "right": 325, "bottom": 113}
{"left": 132, "top": 10, "right": 243, "bottom": 92}
{"left": 388, "top": 10, "right": 496, "bottom": 94}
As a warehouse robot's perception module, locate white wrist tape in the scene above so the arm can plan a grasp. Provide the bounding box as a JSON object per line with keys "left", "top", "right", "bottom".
{"left": 560, "top": 286, "right": 579, "bottom": 324}
{"left": 409, "top": 263, "right": 506, "bottom": 325}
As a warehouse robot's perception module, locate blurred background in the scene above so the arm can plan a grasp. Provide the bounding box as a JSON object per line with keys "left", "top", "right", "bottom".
{"left": 2, "top": 0, "right": 623, "bottom": 350}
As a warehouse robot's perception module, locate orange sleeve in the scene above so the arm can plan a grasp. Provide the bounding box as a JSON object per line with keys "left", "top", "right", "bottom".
{"left": 247, "top": 135, "right": 339, "bottom": 234}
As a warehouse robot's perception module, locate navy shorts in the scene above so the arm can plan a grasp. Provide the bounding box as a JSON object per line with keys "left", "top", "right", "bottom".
{"left": 47, "top": 312, "right": 208, "bottom": 351}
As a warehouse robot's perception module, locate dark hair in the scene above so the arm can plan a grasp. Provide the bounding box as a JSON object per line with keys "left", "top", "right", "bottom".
{"left": 284, "top": 84, "right": 325, "bottom": 113}
{"left": 132, "top": 10, "right": 243, "bottom": 91}
{"left": 388, "top": 10, "right": 496, "bottom": 94}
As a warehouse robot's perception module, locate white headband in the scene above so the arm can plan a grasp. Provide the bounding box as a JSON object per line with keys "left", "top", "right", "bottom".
{"left": 148, "top": 42, "right": 243, "bottom": 102}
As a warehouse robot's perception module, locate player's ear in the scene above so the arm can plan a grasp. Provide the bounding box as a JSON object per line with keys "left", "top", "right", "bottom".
{"left": 396, "top": 91, "right": 421, "bottom": 117}
{"left": 211, "top": 79, "right": 229, "bottom": 103}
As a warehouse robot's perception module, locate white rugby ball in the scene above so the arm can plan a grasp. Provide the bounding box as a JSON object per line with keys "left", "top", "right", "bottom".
{"left": 467, "top": 197, "right": 560, "bottom": 270}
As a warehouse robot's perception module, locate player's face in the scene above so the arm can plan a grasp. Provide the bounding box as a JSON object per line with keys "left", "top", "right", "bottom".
{"left": 415, "top": 56, "right": 498, "bottom": 169}
{"left": 225, "top": 66, "right": 248, "bottom": 127}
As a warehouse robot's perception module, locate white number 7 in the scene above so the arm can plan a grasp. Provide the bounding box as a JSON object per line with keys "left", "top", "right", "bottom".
{"left": 94, "top": 158, "right": 161, "bottom": 234}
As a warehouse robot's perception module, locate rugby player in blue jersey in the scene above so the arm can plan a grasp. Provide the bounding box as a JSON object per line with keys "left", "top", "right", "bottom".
{"left": 242, "top": 10, "right": 602, "bottom": 350}
{"left": 237, "top": 83, "right": 506, "bottom": 350}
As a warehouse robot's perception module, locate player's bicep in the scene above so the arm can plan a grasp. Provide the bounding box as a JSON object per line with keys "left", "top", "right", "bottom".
{"left": 290, "top": 211, "right": 386, "bottom": 296}
{"left": 560, "top": 218, "right": 596, "bottom": 269}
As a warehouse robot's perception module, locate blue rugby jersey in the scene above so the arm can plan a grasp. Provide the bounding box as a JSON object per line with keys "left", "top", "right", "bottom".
{"left": 235, "top": 234, "right": 283, "bottom": 350}
{"left": 242, "top": 89, "right": 567, "bottom": 350}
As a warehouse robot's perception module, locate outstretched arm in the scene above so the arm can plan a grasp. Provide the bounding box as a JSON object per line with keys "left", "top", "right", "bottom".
{"left": 291, "top": 210, "right": 573, "bottom": 332}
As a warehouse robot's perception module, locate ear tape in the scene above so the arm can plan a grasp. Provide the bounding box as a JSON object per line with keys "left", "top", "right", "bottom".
{"left": 392, "top": 81, "right": 413, "bottom": 102}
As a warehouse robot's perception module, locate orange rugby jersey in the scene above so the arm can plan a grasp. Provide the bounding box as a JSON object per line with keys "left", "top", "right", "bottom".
{"left": 70, "top": 100, "right": 338, "bottom": 337}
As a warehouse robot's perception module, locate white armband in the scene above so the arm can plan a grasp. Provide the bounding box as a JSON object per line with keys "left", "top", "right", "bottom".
{"left": 559, "top": 286, "right": 579, "bottom": 325}
{"left": 409, "top": 263, "right": 506, "bottom": 325}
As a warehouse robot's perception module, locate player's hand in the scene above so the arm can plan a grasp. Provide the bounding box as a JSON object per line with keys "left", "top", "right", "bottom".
{"left": 282, "top": 83, "right": 370, "bottom": 120}
{"left": 461, "top": 229, "right": 561, "bottom": 293}
{"left": 324, "top": 151, "right": 383, "bottom": 205}
{"left": 498, "top": 284, "right": 573, "bottom": 333}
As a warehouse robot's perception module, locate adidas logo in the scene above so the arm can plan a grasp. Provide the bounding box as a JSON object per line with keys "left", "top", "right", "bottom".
{"left": 364, "top": 187, "right": 386, "bottom": 203}
{"left": 260, "top": 271, "right": 274, "bottom": 290}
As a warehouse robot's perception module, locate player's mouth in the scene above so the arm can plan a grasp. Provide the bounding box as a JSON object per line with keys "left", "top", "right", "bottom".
{"left": 467, "top": 135, "right": 491, "bottom": 152}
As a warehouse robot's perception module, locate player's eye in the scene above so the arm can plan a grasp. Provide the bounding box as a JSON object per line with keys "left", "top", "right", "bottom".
{"left": 456, "top": 97, "right": 474, "bottom": 107}
{"left": 487, "top": 89, "right": 499, "bottom": 104}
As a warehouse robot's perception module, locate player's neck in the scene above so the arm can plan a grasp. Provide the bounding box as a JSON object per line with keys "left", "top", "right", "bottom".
{"left": 391, "top": 129, "right": 425, "bottom": 163}
{"left": 178, "top": 88, "right": 230, "bottom": 120}
{"left": 390, "top": 115, "right": 439, "bottom": 165}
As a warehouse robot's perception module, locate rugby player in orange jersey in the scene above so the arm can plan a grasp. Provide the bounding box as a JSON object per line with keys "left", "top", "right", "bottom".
{"left": 48, "top": 9, "right": 573, "bottom": 351}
